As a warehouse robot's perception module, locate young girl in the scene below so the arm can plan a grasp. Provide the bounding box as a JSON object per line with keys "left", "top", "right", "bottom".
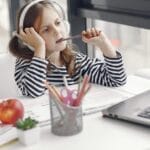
{"left": 9, "top": 0, "right": 126, "bottom": 98}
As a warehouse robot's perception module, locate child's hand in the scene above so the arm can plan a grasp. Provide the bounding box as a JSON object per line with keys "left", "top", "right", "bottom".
{"left": 81, "top": 28, "right": 102, "bottom": 47}
{"left": 20, "top": 27, "right": 45, "bottom": 51}
{"left": 82, "top": 28, "right": 117, "bottom": 58}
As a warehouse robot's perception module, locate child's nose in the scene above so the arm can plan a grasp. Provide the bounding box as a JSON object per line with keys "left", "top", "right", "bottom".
{"left": 52, "top": 26, "right": 59, "bottom": 35}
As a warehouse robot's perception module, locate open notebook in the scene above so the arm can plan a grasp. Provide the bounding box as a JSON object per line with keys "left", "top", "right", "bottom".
{"left": 1, "top": 75, "right": 150, "bottom": 146}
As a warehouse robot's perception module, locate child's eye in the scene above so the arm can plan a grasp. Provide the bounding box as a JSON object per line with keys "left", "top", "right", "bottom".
{"left": 56, "top": 20, "right": 61, "bottom": 25}
{"left": 42, "top": 28, "right": 49, "bottom": 33}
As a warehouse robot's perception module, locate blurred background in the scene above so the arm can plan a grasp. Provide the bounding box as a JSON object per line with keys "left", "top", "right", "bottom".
{"left": 0, "top": 0, "right": 150, "bottom": 75}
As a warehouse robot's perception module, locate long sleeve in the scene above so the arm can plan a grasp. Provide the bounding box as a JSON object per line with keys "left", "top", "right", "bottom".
{"left": 15, "top": 57, "right": 48, "bottom": 98}
{"left": 14, "top": 52, "right": 127, "bottom": 98}
{"left": 75, "top": 52, "right": 127, "bottom": 87}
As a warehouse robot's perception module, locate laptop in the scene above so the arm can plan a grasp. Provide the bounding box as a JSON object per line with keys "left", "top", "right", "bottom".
{"left": 102, "top": 90, "right": 150, "bottom": 126}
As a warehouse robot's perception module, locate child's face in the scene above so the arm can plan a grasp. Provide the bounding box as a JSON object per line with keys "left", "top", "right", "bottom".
{"left": 35, "top": 7, "right": 67, "bottom": 54}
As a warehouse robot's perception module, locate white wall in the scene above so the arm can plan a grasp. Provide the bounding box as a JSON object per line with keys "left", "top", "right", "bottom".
{"left": 0, "top": 53, "right": 21, "bottom": 99}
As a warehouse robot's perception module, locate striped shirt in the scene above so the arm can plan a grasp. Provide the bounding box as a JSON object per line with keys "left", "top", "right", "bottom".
{"left": 15, "top": 52, "right": 127, "bottom": 98}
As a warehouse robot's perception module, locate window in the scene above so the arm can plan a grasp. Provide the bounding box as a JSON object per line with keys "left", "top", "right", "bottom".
{"left": 94, "top": 20, "right": 150, "bottom": 74}
{"left": 0, "top": 0, "right": 10, "bottom": 53}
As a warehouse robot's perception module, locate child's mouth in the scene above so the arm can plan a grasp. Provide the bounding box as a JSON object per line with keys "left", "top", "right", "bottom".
{"left": 56, "top": 38, "right": 63, "bottom": 43}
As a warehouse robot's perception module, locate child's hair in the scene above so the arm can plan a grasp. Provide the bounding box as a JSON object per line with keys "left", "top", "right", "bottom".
{"left": 9, "top": 0, "right": 77, "bottom": 76}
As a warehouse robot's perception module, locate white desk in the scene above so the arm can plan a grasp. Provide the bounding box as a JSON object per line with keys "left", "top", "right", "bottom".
{"left": 1, "top": 75, "right": 150, "bottom": 150}
{"left": 1, "top": 113, "right": 150, "bottom": 150}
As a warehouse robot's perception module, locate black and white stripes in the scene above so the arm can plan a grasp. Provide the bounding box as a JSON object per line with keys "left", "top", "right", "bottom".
{"left": 14, "top": 52, "right": 127, "bottom": 98}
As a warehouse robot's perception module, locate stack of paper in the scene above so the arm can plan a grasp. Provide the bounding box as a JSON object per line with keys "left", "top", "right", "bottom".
{"left": 0, "top": 125, "right": 17, "bottom": 146}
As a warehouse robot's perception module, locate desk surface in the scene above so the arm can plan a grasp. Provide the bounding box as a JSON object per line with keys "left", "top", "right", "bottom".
{"left": 1, "top": 75, "right": 150, "bottom": 150}
{"left": 1, "top": 113, "right": 150, "bottom": 150}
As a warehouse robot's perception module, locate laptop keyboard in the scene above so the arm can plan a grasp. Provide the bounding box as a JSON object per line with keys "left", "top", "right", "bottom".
{"left": 138, "top": 107, "right": 150, "bottom": 119}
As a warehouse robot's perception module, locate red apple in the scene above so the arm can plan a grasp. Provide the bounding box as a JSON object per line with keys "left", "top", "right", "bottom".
{"left": 0, "top": 99, "right": 24, "bottom": 124}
